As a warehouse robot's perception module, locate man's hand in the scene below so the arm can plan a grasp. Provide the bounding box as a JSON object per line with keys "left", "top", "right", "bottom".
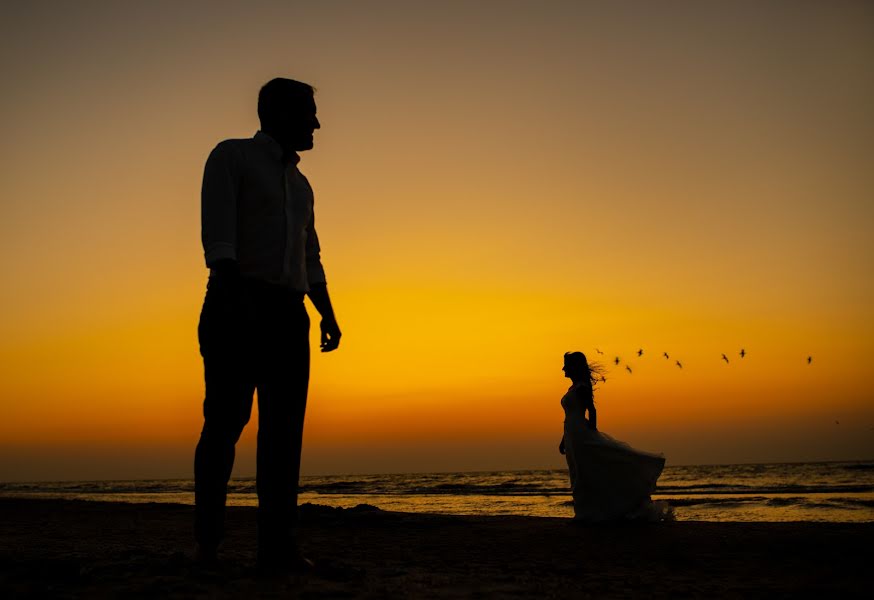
{"left": 209, "top": 258, "right": 243, "bottom": 310}
{"left": 308, "top": 283, "right": 341, "bottom": 352}
{"left": 320, "top": 317, "right": 341, "bottom": 352}
{"left": 559, "top": 438, "right": 566, "bottom": 455}
{"left": 211, "top": 258, "right": 240, "bottom": 279}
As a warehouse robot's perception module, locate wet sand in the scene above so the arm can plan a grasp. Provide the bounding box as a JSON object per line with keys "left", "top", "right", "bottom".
{"left": 1, "top": 498, "right": 871, "bottom": 598}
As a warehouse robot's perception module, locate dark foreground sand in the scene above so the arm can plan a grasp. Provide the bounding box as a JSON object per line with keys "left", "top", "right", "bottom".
{"left": 1, "top": 499, "right": 871, "bottom": 598}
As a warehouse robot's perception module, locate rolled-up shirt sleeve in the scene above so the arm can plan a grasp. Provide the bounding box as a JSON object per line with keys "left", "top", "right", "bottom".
{"left": 305, "top": 213, "right": 327, "bottom": 286}
{"left": 201, "top": 142, "right": 239, "bottom": 267}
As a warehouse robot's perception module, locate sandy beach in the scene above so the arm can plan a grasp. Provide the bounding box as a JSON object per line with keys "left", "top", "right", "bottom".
{"left": 1, "top": 498, "right": 871, "bottom": 598}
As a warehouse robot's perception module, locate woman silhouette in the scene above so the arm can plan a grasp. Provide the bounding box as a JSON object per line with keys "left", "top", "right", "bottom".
{"left": 559, "top": 351, "right": 670, "bottom": 521}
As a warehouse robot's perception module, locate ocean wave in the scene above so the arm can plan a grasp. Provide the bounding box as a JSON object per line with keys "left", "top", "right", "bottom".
{"left": 301, "top": 483, "right": 572, "bottom": 496}
{"left": 299, "top": 482, "right": 874, "bottom": 496}
{"left": 656, "top": 484, "right": 874, "bottom": 495}
{"left": 802, "top": 497, "right": 874, "bottom": 510}
{"left": 842, "top": 463, "right": 874, "bottom": 471}
{"left": 656, "top": 483, "right": 753, "bottom": 493}
{"left": 666, "top": 496, "right": 771, "bottom": 507}
{"left": 0, "top": 480, "right": 195, "bottom": 495}
{"left": 664, "top": 495, "right": 874, "bottom": 511}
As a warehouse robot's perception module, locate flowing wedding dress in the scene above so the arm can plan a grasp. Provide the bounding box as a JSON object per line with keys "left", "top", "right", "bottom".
{"left": 561, "top": 382, "right": 670, "bottom": 522}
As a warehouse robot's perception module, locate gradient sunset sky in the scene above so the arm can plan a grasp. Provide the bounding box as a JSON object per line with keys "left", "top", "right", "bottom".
{"left": 1, "top": 1, "right": 872, "bottom": 481}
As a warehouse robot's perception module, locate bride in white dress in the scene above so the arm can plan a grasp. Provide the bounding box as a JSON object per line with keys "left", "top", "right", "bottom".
{"left": 559, "top": 351, "right": 671, "bottom": 522}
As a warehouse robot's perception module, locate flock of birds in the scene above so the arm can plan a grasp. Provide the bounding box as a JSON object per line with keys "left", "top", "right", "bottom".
{"left": 590, "top": 347, "right": 814, "bottom": 384}
{"left": 587, "top": 349, "right": 861, "bottom": 430}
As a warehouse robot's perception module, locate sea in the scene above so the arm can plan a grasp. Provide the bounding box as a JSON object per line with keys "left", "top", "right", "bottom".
{"left": 1, "top": 461, "right": 872, "bottom": 523}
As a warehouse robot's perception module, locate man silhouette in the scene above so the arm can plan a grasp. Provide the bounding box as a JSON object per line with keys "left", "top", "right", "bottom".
{"left": 194, "top": 78, "right": 341, "bottom": 571}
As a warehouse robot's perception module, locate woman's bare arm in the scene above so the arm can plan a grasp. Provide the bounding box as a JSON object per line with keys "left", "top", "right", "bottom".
{"left": 575, "top": 386, "right": 598, "bottom": 431}
{"left": 587, "top": 403, "right": 597, "bottom": 430}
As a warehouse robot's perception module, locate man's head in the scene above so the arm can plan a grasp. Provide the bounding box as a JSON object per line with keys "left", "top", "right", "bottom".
{"left": 258, "top": 78, "right": 320, "bottom": 151}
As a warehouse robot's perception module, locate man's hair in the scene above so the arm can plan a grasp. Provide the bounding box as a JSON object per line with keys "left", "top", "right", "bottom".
{"left": 258, "top": 78, "right": 315, "bottom": 125}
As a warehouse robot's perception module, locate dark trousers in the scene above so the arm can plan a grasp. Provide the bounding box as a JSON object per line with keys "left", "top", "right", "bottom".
{"left": 194, "top": 274, "right": 310, "bottom": 555}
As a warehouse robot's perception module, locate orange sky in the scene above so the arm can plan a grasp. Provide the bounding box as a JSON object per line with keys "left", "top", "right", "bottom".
{"left": 1, "top": 1, "right": 872, "bottom": 481}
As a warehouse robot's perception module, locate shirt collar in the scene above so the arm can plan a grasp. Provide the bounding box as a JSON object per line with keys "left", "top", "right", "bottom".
{"left": 254, "top": 130, "right": 300, "bottom": 166}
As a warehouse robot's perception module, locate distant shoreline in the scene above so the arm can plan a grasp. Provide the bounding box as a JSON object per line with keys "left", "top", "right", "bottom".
{"left": 1, "top": 498, "right": 871, "bottom": 597}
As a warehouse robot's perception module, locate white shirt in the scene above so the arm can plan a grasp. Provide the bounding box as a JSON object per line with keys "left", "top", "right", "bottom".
{"left": 201, "top": 131, "right": 327, "bottom": 292}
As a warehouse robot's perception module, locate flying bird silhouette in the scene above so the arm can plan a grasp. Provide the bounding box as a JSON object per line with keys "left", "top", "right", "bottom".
{"left": 663, "top": 352, "right": 669, "bottom": 359}
{"left": 721, "top": 354, "right": 729, "bottom": 364}
{"left": 676, "top": 360, "right": 683, "bottom": 369}
{"left": 739, "top": 349, "right": 746, "bottom": 358}
{"left": 600, "top": 375, "right": 607, "bottom": 383}
{"left": 626, "top": 365, "right": 633, "bottom": 374}
{"left": 614, "top": 357, "right": 620, "bottom": 366}
{"left": 595, "top": 348, "right": 604, "bottom": 355}
{"left": 807, "top": 356, "right": 813, "bottom": 364}
{"left": 637, "top": 348, "right": 644, "bottom": 357}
